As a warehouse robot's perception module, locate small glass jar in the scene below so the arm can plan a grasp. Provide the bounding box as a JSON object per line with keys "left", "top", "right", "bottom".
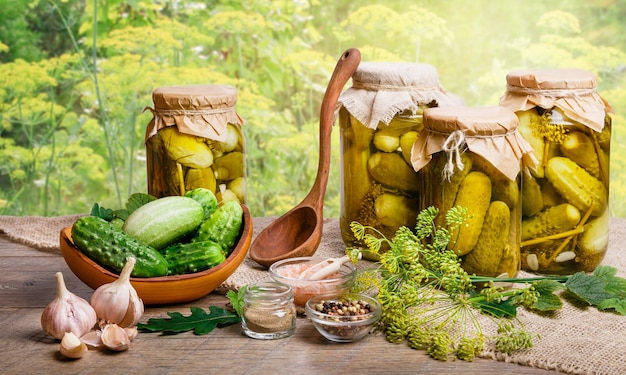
{"left": 500, "top": 69, "right": 613, "bottom": 275}
{"left": 144, "top": 85, "right": 246, "bottom": 203}
{"left": 336, "top": 62, "right": 463, "bottom": 258}
{"left": 241, "top": 281, "right": 296, "bottom": 340}
{"left": 412, "top": 106, "right": 537, "bottom": 278}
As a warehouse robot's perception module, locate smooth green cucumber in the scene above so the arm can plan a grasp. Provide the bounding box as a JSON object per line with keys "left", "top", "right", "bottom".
{"left": 122, "top": 195, "right": 204, "bottom": 250}
{"left": 72, "top": 216, "right": 168, "bottom": 277}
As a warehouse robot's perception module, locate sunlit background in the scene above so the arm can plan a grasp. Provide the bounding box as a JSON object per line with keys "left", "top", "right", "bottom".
{"left": 0, "top": 0, "right": 624, "bottom": 217}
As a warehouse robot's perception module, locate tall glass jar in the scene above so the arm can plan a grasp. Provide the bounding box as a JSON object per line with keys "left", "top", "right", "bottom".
{"left": 411, "top": 106, "right": 537, "bottom": 278}
{"left": 500, "top": 69, "right": 613, "bottom": 275}
{"left": 241, "top": 281, "right": 297, "bottom": 340}
{"left": 337, "top": 62, "right": 463, "bottom": 258}
{"left": 144, "top": 85, "right": 246, "bottom": 203}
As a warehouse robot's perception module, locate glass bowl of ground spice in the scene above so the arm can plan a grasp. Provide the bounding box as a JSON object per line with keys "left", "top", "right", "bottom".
{"left": 305, "top": 293, "right": 381, "bottom": 343}
{"left": 268, "top": 256, "right": 356, "bottom": 312}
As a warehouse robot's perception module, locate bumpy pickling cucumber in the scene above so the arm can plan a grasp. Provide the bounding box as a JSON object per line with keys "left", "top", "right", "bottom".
{"left": 185, "top": 187, "right": 219, "bottom": 220}
{"left": 72, "top": 216, "right": 168, "bottom": 277}
{"left": 545, "top": 157, "right": 607, "bottom": 216}
{"left": 448, "top": 171, "right": 492, "bottom": 256}
{"left": 192, "top": 200, "right": 243, "bottom": 255}
{"left": 521, "top": 203, "right": 581, "bottom": 241}
{"left": 161, "top": 240, "right": 226, "bottom": 275}
{"left": 462, "top": 201, "right": 511, "bottom": 277}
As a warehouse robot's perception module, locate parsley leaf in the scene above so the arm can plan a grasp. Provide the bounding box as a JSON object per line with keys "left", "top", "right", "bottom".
{"left": 137, "top": 306, "right": 241, "bottom": 335}
{"left": 227, "top": 287, "right": 246, "bottom": 317}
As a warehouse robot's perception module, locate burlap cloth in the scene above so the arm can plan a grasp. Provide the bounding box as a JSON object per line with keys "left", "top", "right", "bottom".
{"left": 1, "top": 214, "right": 625, "bottom": 374}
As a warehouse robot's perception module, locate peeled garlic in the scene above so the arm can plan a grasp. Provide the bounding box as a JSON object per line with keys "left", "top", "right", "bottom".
{"left": 100, "top": 323, "right": 131, "bottom": 352}
{"left": 90, "top": 257, "right": 144, "bottom": 328}
{"left": 41, "top": 272, "right": 97, "bottom": 340}
{"left": 59, "top": 332, "right": 88, "bottom": 359}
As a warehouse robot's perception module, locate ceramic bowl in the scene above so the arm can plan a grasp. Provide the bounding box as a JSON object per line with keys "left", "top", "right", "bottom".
{"left": 268, "top": 256, "right": 356, "bottom": 308}
{"left": 305, "top": 293, "right": 381, "bottom": 342}
{"left": 60, "top": 205, "right": 252, "bottom": 305}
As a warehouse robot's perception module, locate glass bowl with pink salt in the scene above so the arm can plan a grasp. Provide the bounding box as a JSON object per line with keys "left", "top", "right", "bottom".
{"left": 268, "top": 256, "right": 356, "bottom": 311}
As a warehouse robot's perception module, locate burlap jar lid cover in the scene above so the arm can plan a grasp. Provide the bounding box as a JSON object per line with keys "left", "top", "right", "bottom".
{"left": 144, "top": 84, "right": 245, "bottom": 143}
{"left": 337, "top": 62, "right": 464, "bottom": 129}
{"left": 500, "top": 68, "right": 613, "bottom": 132}
{"left": 411, "top": 106, "right": 538, "bottom": 181}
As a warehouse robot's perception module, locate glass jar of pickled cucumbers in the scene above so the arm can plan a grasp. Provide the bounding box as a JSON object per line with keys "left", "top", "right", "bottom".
{"left": 336, "top": 62, "right": 463, "bottom": 258}
{"left": 500, "top": 69, "right": 614, "bottom": 275}
{"left": 144, "top": 85, "right": 246, "bottom": 203}
{"left": 411, "top": 106, "right": 537, "bottom": 278}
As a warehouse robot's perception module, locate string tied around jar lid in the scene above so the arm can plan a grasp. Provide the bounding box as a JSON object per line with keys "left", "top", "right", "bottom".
{"left": 441, "top": 129, "right": 466, "bottom": 182}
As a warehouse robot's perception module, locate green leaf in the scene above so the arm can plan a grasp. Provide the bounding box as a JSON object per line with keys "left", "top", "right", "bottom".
{"left": 566, "top": 271, "right": 615, "bottom": 306}
{"left": 594, "top": 266, "right": 626, "bottom": 298}
{"left": 90, "top": 202, "right": 115, "bottom": 221}
{"left": 473, "top": 298, "right": 518, "bottom": 318}
{"left": 126, "top": 193, "right": 157, "bottom": 214}
{"left": 531, "top": 279, "right": 564, "bottom": 311}
{"left": 227, "top": 287, "right": 245, "bottom": 317}
{"left": 597, "top": 298, "right": 626, "bottom": 315}
{"left": 137, "top": 306, "right": 241, "bottom": 335}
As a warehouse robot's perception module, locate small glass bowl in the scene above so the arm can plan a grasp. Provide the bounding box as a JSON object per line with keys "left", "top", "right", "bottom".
{"left": 268, "top": 256, "right": 356, "bottom": 309}
{"left": 305, "top": 294, "right": 381, "bottom": 343}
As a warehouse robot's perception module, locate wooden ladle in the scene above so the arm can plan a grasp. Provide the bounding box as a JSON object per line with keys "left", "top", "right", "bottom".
{"left": 249, "top": 48, "right": 361, "bottom": 268}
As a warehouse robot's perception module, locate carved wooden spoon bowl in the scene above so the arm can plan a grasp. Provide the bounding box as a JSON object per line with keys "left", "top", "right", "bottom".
{"left": 249, "top": 48, "right": 361, "bottom": 268}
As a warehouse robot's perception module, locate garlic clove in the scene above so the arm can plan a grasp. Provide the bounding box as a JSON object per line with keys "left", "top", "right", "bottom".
{"left": 101, "top": 323, "right": 131, "bottom": 352}
{"left": 80, "top": 329, "right": 102, "bottom": 349}
{"left": 41, "top": 272, "right": 98, "bottom": 340}
{"left": 124, "top": 326, "right": 138, "bottom": 341}
{"left": 60, "top": 332, "right": 88, "bottom": 359}
{"left": 90, "top": 257, "right": 144, "bottom": 328}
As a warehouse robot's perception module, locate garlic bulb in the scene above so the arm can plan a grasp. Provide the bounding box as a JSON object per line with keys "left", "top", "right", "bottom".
{"left": 41, "top": 272, "right": 97, "bottom": 340}
{"left": 90, "top": 257, "right": 144, "bottom": 327}
{"left": 100, "top": 323, "right": 131, "bottom": 352}
{"left": 59, "top": 332, "right": 88, "bottom": 359}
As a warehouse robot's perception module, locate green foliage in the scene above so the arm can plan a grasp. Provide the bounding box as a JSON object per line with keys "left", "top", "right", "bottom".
{"left": 349, "top": 206, "right": 626, "bottom": 360}
{"left": 0, "top": 0, "right": 624, "bottom": 217}
{"left": 137, "top": 306, "right": 241, "bottom": 335}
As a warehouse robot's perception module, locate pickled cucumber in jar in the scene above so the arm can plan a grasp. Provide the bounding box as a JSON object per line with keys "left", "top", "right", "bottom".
{"left": 145, "top": 85, "right": 247, "bottom": 203}
{"left": 339, "top": 109, "right": 425, "bottom": 257}
{"left": 336, "top": 62, "right": 465, "bottom": 258}
{"left": 411, "top": 106, "right": 533, "bottom": 278}
{"left": 501, "top": 69, "right": 613, "bottom": 275}
{"left": 516, "top": 107, "right": 610, "bottom": 274}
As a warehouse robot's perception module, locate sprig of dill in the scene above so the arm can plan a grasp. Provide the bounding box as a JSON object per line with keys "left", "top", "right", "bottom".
{"left": 347, "top": 206, "right": 626, "bottom": 361}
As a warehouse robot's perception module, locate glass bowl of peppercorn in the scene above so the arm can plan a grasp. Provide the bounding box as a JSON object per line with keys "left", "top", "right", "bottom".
{"left": 305, "top": 293, "right": 381, "bottom": 343}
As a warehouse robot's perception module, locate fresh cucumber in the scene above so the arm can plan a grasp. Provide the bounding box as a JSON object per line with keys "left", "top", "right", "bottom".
{"left": 191, "top": 200, "right": 243, "bottom": 255}
{"left": 72, "top": 216, "right": 168, "bottom": 277}
{"left": 122, "top": 195, "right": 204, "bottom": 250}
{"left": 161, "top": 240, "right": 226, "bottom": 275}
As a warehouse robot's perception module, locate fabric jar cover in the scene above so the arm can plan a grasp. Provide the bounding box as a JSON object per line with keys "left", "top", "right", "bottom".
{"left": 336, "top": 62, "right": 464, "bottom": 128}
{"left": 144, "top": 84, "right": 245, "bottom": 143}
{"left": 411, "top": 105, "right": 537, "bottom": 181}
{"left": 499, "top": 68, "right": 613, "bottom": 132}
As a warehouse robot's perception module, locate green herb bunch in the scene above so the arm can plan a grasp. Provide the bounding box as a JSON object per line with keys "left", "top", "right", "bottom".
{"left": 347, "top": 206, "right": 626, "bottom": 361}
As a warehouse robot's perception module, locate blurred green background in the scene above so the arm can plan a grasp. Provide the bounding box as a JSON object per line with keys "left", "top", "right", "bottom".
{"left": 0, "top": 0, "right": 624, "bottom": 217}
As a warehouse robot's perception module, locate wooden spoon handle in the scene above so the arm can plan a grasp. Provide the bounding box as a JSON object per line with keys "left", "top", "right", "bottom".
{"left": 307, "top": 48, "right": 361, "bottom": 206}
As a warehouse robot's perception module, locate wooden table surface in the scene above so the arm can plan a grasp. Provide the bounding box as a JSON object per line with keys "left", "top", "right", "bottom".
{"left": 0, "top": 234, "right": 558, "bottom": 375}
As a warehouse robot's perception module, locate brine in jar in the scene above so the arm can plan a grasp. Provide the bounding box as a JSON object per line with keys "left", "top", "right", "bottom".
{"left": 337, "top": 62, "right": 464, "bottom": 258}
{"left": 411, "top": 106, "right": 537, "bottom": 278}
{"left": 500, "top": 69, "right": 613, "bottom": 275}
{"left": 144, "top": 85, "right": 246, "bottom": 203}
